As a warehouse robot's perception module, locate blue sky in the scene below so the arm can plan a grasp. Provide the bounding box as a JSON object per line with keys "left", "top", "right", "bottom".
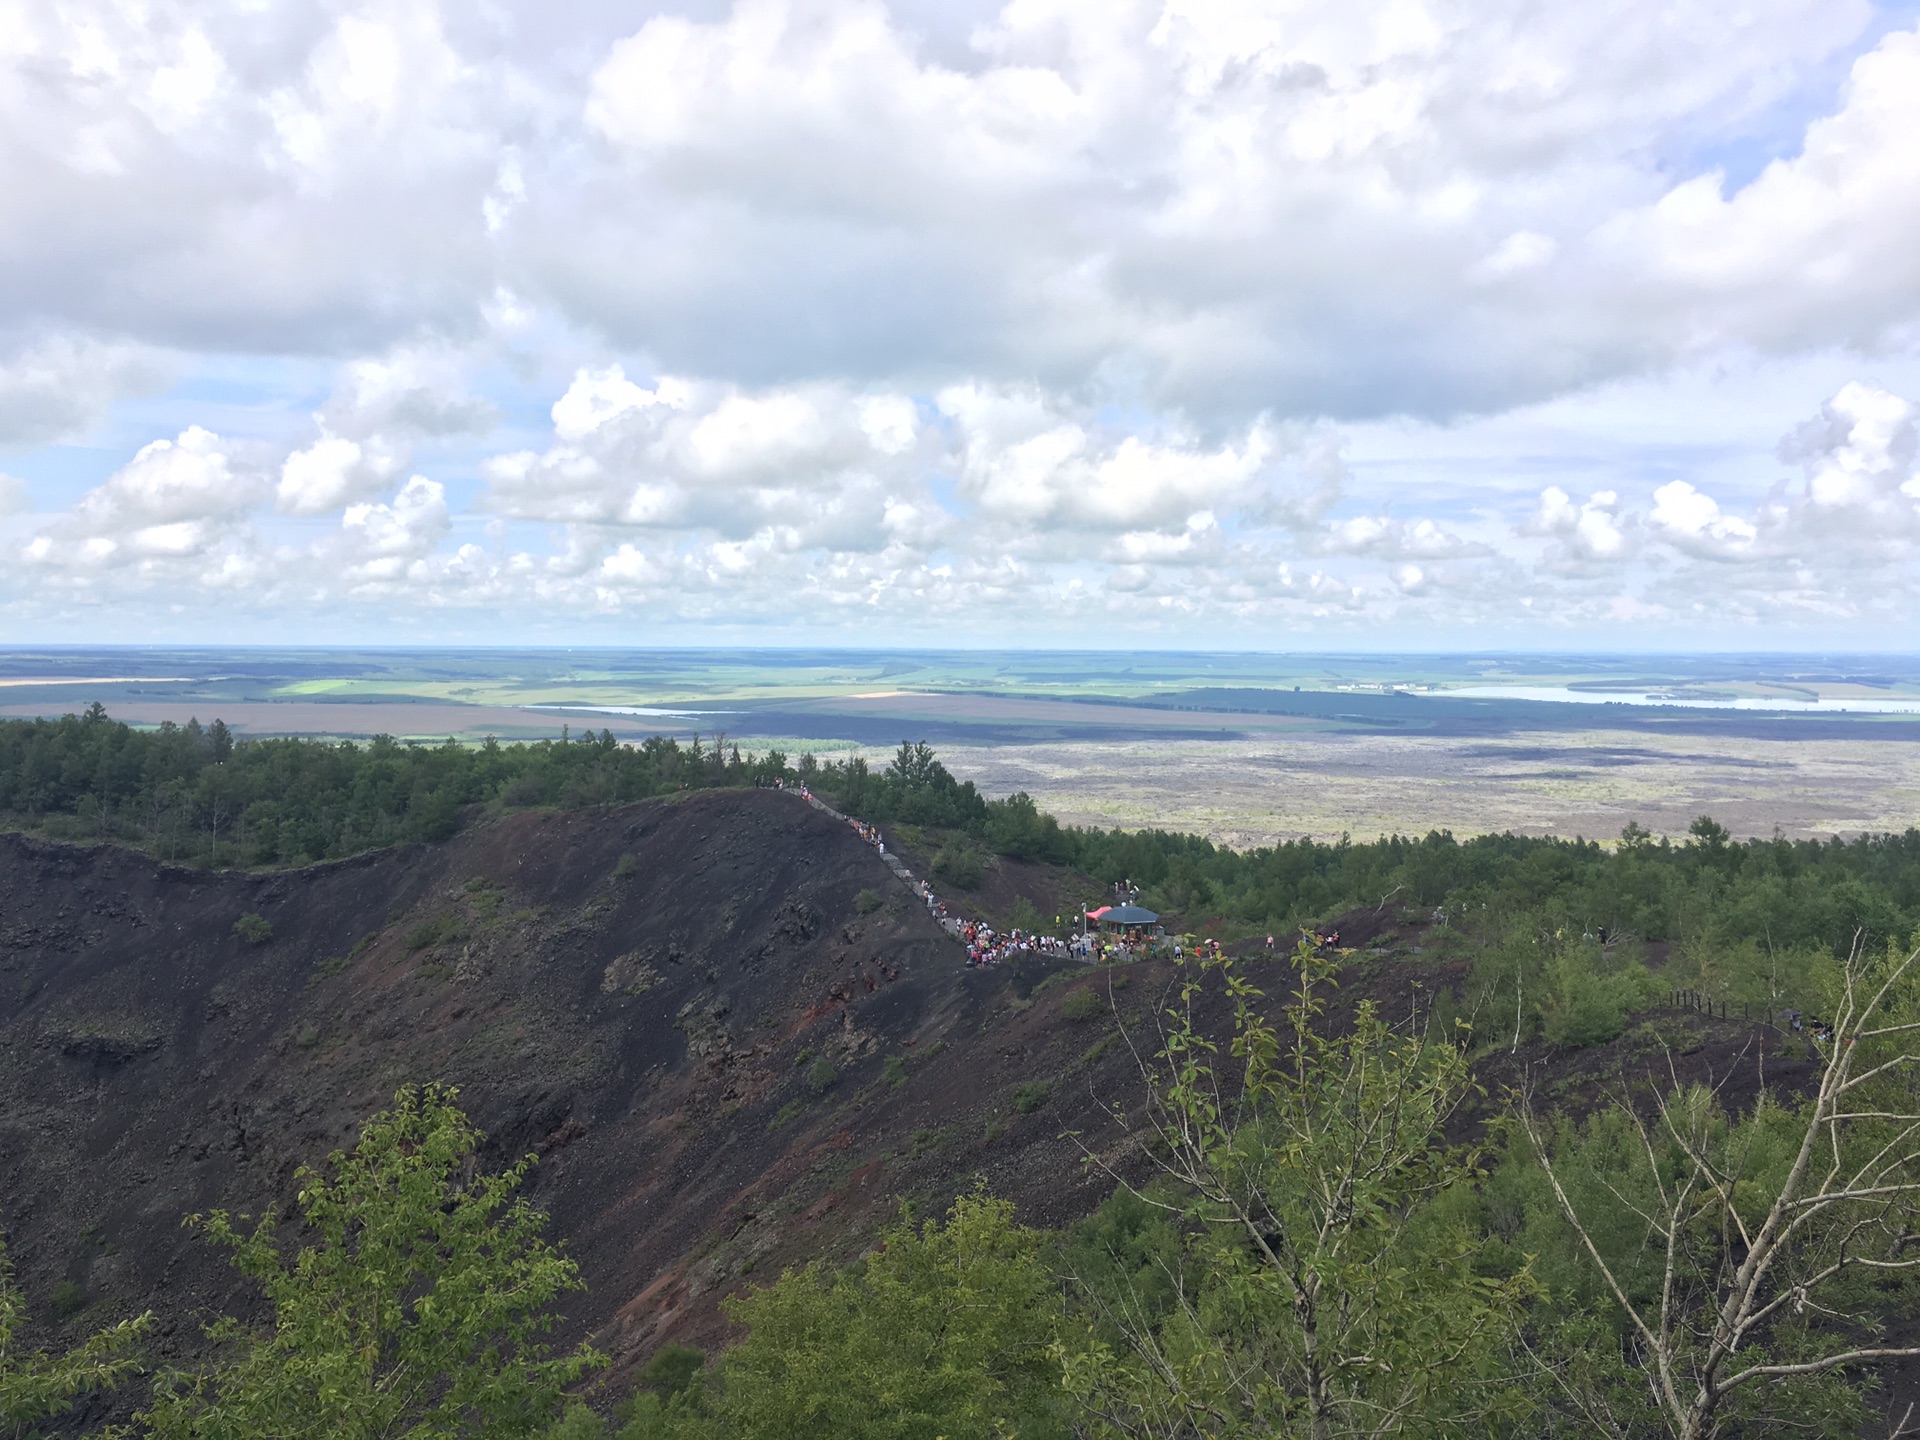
{"left": 2, "top": 0, "right": 1918, "bottom": 648}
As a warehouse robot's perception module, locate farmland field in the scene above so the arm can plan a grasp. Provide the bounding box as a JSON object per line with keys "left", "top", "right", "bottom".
{"left": 3, "top": 647, "right": 1916, "bottom": 843}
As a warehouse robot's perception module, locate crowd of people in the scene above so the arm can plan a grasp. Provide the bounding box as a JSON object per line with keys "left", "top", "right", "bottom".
{"left": 818, "top": 801, "right": 1091, "bottom": 967}
{"left": 779, "top": 786, "right": 1213, "bottom": 970}
{"left": 904, "top": 870, "right": 1068, "bottom": 968}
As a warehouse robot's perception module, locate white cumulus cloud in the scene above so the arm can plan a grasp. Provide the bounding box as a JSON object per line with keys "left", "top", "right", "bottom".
{"left": 2, "top": 0, "right": 1919, "bottom": 645}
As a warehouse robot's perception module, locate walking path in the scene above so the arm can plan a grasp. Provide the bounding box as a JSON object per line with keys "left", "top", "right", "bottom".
{"left": 770, "top": 781, "right": 1095, "bottom": 968}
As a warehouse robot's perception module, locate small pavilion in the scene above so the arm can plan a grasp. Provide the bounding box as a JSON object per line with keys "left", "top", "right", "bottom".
{"left": 1087, "top": 902, "right": 1162, "bottom": 941}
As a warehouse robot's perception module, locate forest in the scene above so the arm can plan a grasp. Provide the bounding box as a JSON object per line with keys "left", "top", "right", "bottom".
{"left": 4, "top": 707, "right": 1916, "bottom": 969}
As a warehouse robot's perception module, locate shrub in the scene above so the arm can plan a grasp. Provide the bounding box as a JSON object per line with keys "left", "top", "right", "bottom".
{"left": 1012, "top": 1081, "right": 1050, "bottom": 1115}
{"left": 1007, "top": 896, "right": 1043, "bottom": 933}
{"left": 931, "top": 839, "right": 984, "bottom": 890}
{"left": 854, "top": 888, "right": 883, "bottom": 914}
{"left": 614, "top": 853, "right": 637, "bottom": 878}
{"left": 882, "top": 1055, "right": 907, "bottom": 1088}
{"left": 637, "top": 1343, "right": 704, "bottom": 1399}
{"left": 767, "top": 1100, "right": 804, "bottom": 1132}
{"left": 1060, "top": 988, "right": 1104, "bottom": 1022}
{"left": 232, "top": 913, "right": 272, "bottom": 945}
{"left": 806, "top": 1056, "right": 838, "bottom": 1095}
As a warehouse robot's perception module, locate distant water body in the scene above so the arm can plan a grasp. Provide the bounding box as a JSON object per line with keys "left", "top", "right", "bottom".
{"left": 1446, "top": 686, "right": 1920, "bottom": 714}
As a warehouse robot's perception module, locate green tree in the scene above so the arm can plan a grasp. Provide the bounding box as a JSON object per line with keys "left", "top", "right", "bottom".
{"left": 142, "top": 1084, "right": 602, "bottom": 1440}
{"left": 715, "top": 1190, "right": 1069, "bottom": 1440}
{"left": 1521, "top": 939, "right": 1920, "bottom": 1439}
{"left": 931, "top": 838, "right": 984, "bottom": 890}
{"left": 0, "top": 1232, "right": 148, "bottom": 1440}
{"left": 1063, "top": 942, "right": 1538, "bottom": 1439}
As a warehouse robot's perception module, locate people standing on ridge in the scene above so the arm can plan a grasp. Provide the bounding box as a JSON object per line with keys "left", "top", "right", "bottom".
{"left": 775, "top": 782, "right": 1141, "bottom": 970}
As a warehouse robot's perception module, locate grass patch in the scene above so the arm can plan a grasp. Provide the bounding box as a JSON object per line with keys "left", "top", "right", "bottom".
{"left": 1081, "top": 1032, "right": 1119, "bottom": 1065}
{"left": 404, "top": 912, "right": 463, "bottom": 953}
{"left": 1059, "top": 988, "right": 1105, "bottom": 1022}
{"left": 854, "top": 888, "right": 883, "bottom": 914}
{"left": 767, "top": 1099, "right": 805, "bottom": 1131}
{"left": 614, "top": 852, "right": 638, "bottom": 878}
{"left": 882, "top": 1055, "right": 907, "bottom": 1089}
{"left": 49, "top": 1281, "right": 88, "bottom": 1319}
{"left": 1029, "top": 969, "right": 1080, "bottom": 999}
{"left": 1012, "top": 1080, "right": 1051, "bottom": 1115}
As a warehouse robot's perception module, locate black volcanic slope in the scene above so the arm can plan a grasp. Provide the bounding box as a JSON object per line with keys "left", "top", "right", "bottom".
{"left": 0, "top": 790, "right": 1145, "bottom": 1396}
{"left": 0, "top": 787, "right": 1827, "bottom": 1425}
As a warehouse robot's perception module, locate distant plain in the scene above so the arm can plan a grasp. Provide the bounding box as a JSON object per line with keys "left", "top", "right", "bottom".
{"left": 3, "top": 647, "right": 1916, "bottom": 844}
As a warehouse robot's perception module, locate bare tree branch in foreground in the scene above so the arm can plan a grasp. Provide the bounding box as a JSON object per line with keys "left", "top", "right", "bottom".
{"left": 1523, "top": 940, "right": 1920, "bottom": 1440}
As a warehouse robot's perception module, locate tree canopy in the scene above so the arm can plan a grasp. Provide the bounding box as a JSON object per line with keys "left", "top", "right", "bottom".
{"left": 142, "top": 1084, "right": 601, "bottom": 1440}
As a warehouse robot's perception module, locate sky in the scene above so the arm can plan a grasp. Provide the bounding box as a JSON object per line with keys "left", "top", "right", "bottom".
{"left": 2, "top": 0, "right": 1919, "bottom": 649}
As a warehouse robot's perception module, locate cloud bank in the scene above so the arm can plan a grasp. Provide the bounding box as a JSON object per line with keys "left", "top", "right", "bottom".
{"left": 2, "top": 0, "right": 1918, "bottom": 643}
